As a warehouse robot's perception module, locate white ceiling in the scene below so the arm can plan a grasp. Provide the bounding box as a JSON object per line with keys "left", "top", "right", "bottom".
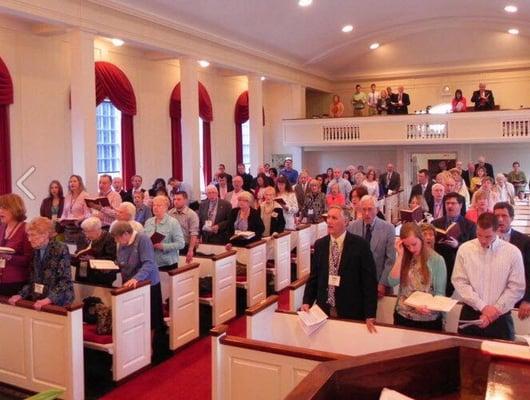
{"left": 100, "top": 0, "right": 530, "bottom": 80}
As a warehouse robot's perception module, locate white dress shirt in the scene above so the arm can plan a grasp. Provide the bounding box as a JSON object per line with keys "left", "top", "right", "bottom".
{"left": 452, "top": 237, "right": 525, "bottom": 314}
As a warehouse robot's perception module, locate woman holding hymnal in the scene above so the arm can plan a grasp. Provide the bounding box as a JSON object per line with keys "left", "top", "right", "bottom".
{"left": 387, "top": 222, "right": 448, "bottom": 332}
{"left": 227, "top": 191, "right": 264, "bottom": 247}
{"left": 61, "top": 175, "right": 91, "bottom": 243}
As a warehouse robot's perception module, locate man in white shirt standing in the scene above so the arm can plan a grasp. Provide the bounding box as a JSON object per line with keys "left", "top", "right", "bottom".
{"left": 91, "top": 175, "right": 122, "bottom": 229}
{"left": 452, "top": 212, "right": 525, "bottom": 340}
{"left": 367, "top": 83, "right": 380, "bottom": 116}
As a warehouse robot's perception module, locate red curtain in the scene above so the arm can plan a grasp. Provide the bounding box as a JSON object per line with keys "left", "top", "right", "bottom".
{"left": 234, "top": 90, "right": 265, "bottom": 166}
{"left": 0, "top": 57, "right": 13, "bottom": 195}
{"left": 95, "top": 62, "right": 137, "bottom": 188}
{"left": 169, "top": 82, "right": 213, "bottom": 183}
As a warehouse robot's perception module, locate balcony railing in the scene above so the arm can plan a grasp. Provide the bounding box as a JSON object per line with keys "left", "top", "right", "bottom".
{"left": 282, "top": 109, "right": 530, "bottom": 147}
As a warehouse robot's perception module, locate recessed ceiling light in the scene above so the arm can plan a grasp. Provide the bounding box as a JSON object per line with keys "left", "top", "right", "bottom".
{"left": 369, "top": 42, "right": 380, "bottom": 50}
{"left": 298, "top": 0, "right": 312, "bottom": 7}
{"left": 342, "top": 25, "right": 354, "bottom": 33}
{"left": 508, "top": 28, "right": 519, "bottom": 35}
{"left": 261, "top": 76, "right": 266, "bottom": 81}
{"left": 198, "top": 60, "right": 210, "bottom": 68}
{"left": 111, "top": 38, "right": 124, "bottom": 47}
{"left": 504, "top": 5, "right": 518, "bottom": 13}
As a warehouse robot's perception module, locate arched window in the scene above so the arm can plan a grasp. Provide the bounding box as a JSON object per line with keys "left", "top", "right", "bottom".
{"left": 96, "top": 100, "right": 121, "bottom": 177}
{"left": 95, "top": 61, "right": 137, "bottom": 187}
{"left": 169, "top": 82, "right": 213, "bottom": 186}
{"left": 234, "top": 90, "right": 264, "bottom": 173}
{"left": 0, "top": 57, "right": 13, "bottom": 195}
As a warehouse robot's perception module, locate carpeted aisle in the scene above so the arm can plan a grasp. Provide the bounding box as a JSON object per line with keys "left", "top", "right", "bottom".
{"left": 101, "top": 289, "right": 290, "bottom": 400}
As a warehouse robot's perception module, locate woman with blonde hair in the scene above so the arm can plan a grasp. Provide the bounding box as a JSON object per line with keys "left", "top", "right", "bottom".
{"left": 61, "top": 174, "right": 91, "bottom": 243}
{"left": 465, "top": 189, "right": 489, "bottom": 223}
{"left": 259, "top": 187, "right": 285, "bottom": 237}
{"left": 388, "top": 222, "right": 447, "bottom": 331}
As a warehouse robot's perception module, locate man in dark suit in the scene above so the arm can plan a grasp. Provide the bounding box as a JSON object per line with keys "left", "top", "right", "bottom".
{"left": 236, "top": 163, "right": 253, "bottom": 192}
{"left": 111, "top": 177, "right": 127, "bottom": 201}
{"left": 123, "top": 174, "right": 146, "bottom": 203}
{"left": 214, "top": 173, "right": 234, "bottom": 200}
{"left": 198, "top": 185, "right": 232, "bottom": 244}
{"left": 442, "top": 176, "right": 466, "bottom": 216}
{"left": 302, "top": 205, "right": 378, "bottom": 333}
{"left": 494, "top": 202, "right": 530, "bottom": 320}
{"left": 432, "top": 192, "right": 476, "bottom": 296}
{"left": 474, "top": 155, "right": 494, "bottom": 178}
{"left": 427, "top": 184, "right": 445, "bottom": 219}
{"left": 390, "top": 86, "right": 410, "bottom": 114}
{"left": 471, "top": 83, "right": 495, "bottom": 111}
{"left": 409, "top": 168, "right": 433, "bottom": 205}
{"left": 379, "top": 163, "right": 401, "bottom": 195}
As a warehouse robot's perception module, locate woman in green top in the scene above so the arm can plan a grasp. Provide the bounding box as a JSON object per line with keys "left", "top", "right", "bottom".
{"left": 388, "top": 222, "right": 447, "bottom": 331}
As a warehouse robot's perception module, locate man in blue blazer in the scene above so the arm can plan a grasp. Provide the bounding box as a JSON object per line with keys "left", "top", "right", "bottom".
{"left": 347, "top": 195, "right": 396, "bottom": 297}
{"left": 302, "top": 205, "right": 378, "bottom": 332}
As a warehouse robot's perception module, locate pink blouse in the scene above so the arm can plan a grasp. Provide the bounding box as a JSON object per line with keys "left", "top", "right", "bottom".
{"left": 62, "top": 190, "right": 91, "bottom": 220}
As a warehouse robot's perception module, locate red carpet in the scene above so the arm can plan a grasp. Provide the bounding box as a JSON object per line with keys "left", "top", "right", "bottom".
{"left": 101, "top": 289, "right": 290, "bottom": 400}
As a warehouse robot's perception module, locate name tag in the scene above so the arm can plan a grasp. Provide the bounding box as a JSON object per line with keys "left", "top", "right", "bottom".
{"left": 0, "top": 259, "right": 5, "bottom": 269}
{"left": 79, "top": 262, "right": 88, "bottom": 278}
{"left": 308, "top": 209, "right": 314, "bottom": 215}
{"left": 328, "top": 275, "right": 341, "bottom": 287}
{"left": 205, "top": 220, "right": 213, "bottom": 228}
{"left": 34, "top": 283, "right": 45, "bottom": 295}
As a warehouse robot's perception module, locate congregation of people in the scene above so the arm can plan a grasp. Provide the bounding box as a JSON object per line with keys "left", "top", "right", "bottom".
{"left": 0, "top": 152, "right": 529, "bottom": 359}
{"left": 329, "top": 82, "right": 497, "bottom": 117}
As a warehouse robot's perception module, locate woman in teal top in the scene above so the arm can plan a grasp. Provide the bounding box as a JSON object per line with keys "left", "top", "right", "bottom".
{"left": 144, "top": 195, "right": 185, "bottom": 271}
{"left": 388, "top": 222, "right": 447, "bottom": 331}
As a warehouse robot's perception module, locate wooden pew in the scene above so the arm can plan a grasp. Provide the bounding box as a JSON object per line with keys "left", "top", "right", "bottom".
{"left": 73, "top": 280, "right": 151, "bottom": 381}
{"left": 309, "top": 221, "right": 327, "bottom": 246}
{"left": 0, "top": 297, "right": 84, "bottom": 400}
{"left": 288, "top": 224, "right": 311, "bottom": 280}
{"left": 265, "top": 232, "right": 291, "bottom": 292}
{"left": 212, "top": 296, "right": 530, "bottom": 400}
{"left": 287, "top": 276, "right": 308, "bottom": 311}
{"left": 160, "top": 263, "right": 200, "bottom": 350}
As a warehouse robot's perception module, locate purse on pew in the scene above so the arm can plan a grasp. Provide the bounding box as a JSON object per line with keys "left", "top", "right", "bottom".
{"left": 82, "top": 296, "right": 112, "bottom": 335}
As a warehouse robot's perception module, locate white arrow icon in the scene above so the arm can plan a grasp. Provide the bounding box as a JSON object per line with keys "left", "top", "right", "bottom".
{"left": 16, "top": 166, "right": 36, "bottom": 200}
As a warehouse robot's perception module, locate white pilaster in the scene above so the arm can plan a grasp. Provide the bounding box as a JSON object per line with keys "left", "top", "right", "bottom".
{"left": 289, "top": 83, "right": 306, "bottom": 170}
{"left": 180, "top": 58, "right": 201, "bottom": 200}
{"left": 248, "top": 75, "right": 264, "bottom": 171}
{"left": 70, "top": 30, "right": 97, "bottom": 190}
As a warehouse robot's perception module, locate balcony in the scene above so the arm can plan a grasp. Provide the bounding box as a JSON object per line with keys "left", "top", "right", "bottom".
{"left": 282, "top": 109, "right": 530, "bottom": 147}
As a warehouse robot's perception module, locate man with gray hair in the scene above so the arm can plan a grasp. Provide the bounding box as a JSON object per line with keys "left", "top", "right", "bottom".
{"left": 294, "top": 170, "right": 311, "bottom": 209}
{"left": 112, "top": 202, "right": 144, "bottom": 233}
{"left": 348, "top": 195, "right": 396, "bottom": 297}
{"left": 198, "top": 185, "right": 232, "bottom": 244}
{"left": 428, "top": 183, "right": 445, "bottom": 219}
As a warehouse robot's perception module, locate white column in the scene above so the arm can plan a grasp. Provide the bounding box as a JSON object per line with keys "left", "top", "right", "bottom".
{"left": 180, "top": 57, "right": 201, "bottom": 200}
{"left": 288, "top": 83, "right": 306, "bottom": 170}
{"left": 248, "top": 75, "right": 264, "bottom": 170}
{"left": 70, "top": 30, "right": 97, "bottom": 191}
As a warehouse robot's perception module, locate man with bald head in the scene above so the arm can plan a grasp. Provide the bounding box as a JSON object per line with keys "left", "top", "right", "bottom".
{"left": 198, "top": 185, "right": 232, "bottom": 244}
{"left": 471, "top": 83, "right": 495, "bottom": 111}
{"left": 390, "top": 86, "right": 410, "bottom": 114}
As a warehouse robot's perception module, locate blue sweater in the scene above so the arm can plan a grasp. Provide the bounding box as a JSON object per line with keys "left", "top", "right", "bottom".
{"left": 116, "top": 232, "right": 160, "bottom": 285}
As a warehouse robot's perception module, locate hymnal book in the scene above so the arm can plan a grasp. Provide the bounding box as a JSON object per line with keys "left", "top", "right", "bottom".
{"left": 59, "top": 218, "right": 79, "bottom": 226}
{"left": 0, "top": 247, "right": 15, "bottom": 255}
{"left": 400, "top": 206, "right": 423, "bottom": 223}
{"left": 274, "top": 197, "right": 286, "bottom": 206}
{"left": 297, "top": 304, "right": 328, "bottom": 336}
{"left": 85, "top": 197, "right": 111, "bottom": 209}
{"left": 435, "top": 222, "right": 461, "bottom": 241}
{"left": 404, "top": 291, "right": 458, "bottom": 312}
{"left": 230, "top": 230, "right": 256, "bottom": 241}
{"left": 89, "top": 259, "right": 119, "bottom": 270}
{"left": 150, "top": 231, "right": 166, "bottom": 245}
{"left": 379, "top": 388, "right": 414, "bottom": 400}
{"left": 514, "top": 334, "right": 530, "bottom": 346}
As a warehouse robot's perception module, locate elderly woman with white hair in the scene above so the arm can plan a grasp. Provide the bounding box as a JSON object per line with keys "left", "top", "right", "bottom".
{"left": 227, "top": 191, "right": 264, "bottom": 246}
{"left": 494, "top": 173, "right": 515, "bottom": 204}
{"left": 144, "top": 195, "right": 185, "bottom": 271}
{"left": 74, "top": 217, "right": 117, "bottom": 285}
{"left": 9, "top": 217, "right": 73, "bottom": 309}
{"left": 113, "top": 201, "right": 144, "bottom": 233}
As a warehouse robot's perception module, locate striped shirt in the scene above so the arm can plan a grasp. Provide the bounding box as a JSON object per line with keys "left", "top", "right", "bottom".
{"left": 452, "top": 237, "right": 525, "bottom": 314}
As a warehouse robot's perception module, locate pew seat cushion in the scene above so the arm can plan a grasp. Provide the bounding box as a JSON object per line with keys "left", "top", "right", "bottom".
{"left": 236, "top": 275, "right": 247, "bottom": 283}
{"left": 83, "top": 323, "right": 113, "bottom": 345}
{"left": 199, "top": 292, "right": 212, "bottom": 299}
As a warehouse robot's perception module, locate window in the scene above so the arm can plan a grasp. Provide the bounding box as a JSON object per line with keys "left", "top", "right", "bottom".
{"left": 199, "top": 118, "right": 205, "bottom": 192}
{"left": 242, "top": 121, "right": 251, "bottom": 172}
{"left": 96, "top": 100, "right": 121, "bottom": 177}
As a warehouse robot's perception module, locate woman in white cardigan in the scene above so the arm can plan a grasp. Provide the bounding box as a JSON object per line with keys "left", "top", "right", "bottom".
{"left": 274, "top": 176, "right": 299, "bottom": 230}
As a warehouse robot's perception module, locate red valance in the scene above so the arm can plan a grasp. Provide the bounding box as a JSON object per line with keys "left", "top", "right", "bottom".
{"left": 0, "top": 57, "right": 13, "bottom": 106}
{"left": 95, "top": 61, "right": 136, "bottom": 116}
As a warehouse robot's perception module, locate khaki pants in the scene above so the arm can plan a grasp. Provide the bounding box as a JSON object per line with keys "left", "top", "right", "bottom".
{"left": 368, "top": 106, "right": 377, "bottom": 116}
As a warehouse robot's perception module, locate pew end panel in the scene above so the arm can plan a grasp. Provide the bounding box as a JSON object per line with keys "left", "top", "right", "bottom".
{"left": 287, "top": 276, "right": 308, "bottom": 312}
{"left": 0, "top": 298, "right": 84, "bottom": 400}
{"left": 235, "top": 240, "right": 267, "bottom": 308}
{"left": 269, "top": 232, "right": 291, "bottom": 292}
{"left": 246, "top": 295, "right": 280, "bottom": 339}
{"left": 166, "top": 263, "right": 200, "bottom": 350}
{"left": 295, "top": 224, "right": 311, "bottom": 279}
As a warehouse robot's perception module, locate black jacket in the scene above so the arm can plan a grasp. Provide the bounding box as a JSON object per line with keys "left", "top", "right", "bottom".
{"left": 258, "top": 206, "right": 286, "bottom": 235}
{"left": 409, "top": 182, "right": 433, "bottom": 205}
{"left": 510, "top": 229, "right": 530, "bottom": 304}
{"left": 471, "top": 90, "right": 495, "bottom": 111}
{"left": 227, "top": 208, "right": 264, "bottom": 247}
{"left": 303, "top": 232, "right": 378, "bottom": 320}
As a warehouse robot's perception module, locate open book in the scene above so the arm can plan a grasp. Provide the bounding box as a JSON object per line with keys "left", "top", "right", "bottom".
{"left": 400, "top": 206, "right": 423, "bottom": 223}
{"left": 85, "top": 197, "right": 111, "bottom": 209}
{"left": 274, "top": 197, "right": 286, "bottom": 206}
{"left": 230, "top": 230, "right": 256, "bottom": 241}
{"left": 404, "top": 291, "right": 458, "bottom": 312}
{"left": 434, "top": 222, "right": 461, "bottom": 241}
{"left": 89, "top": 259, "right": 119, "bottom": 270}
{"left": 297, "top": 304, "right": 328, "bottom": 336}
{"left": 0, "top": 247, "right": 15, "bottom": 255}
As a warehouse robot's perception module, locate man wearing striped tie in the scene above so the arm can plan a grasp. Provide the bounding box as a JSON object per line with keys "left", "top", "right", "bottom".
{"left": 302, "top": 205, "right": 378, "bottom": 333}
